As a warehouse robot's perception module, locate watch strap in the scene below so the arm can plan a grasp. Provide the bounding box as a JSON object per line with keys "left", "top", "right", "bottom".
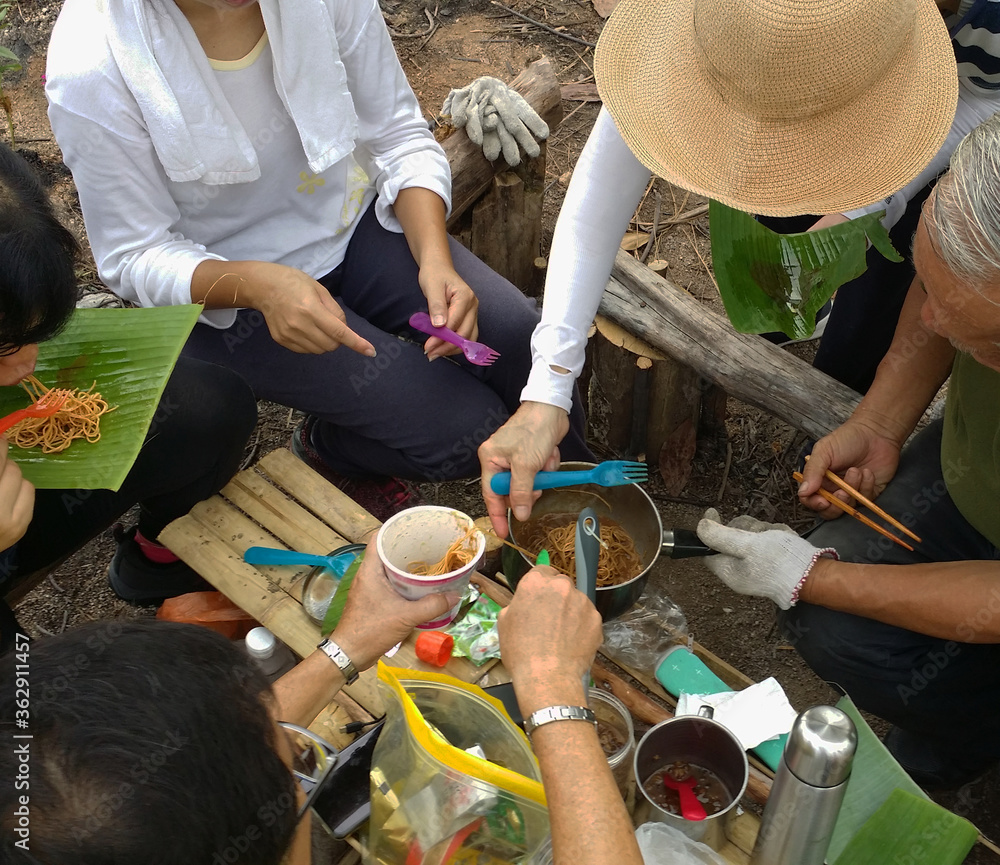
{"left": 317, "top": 638, "right": 359, "bottom": 685}
{"left": 523, "top": 705, "right": 596, "bottom": 738}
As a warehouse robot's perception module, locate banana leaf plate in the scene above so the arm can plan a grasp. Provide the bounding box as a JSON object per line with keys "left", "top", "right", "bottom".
{"left": 0, "top": 305, "right": 202, "bottom": 490}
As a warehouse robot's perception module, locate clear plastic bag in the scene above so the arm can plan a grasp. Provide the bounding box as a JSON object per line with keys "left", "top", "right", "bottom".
{"left": 635, "top": 822, "right": 728, "bottom": 865}
{"left": 601, "top": 588, "right": 689, "bottom": 671}
{"left": 446, "top": 591, "right": 502, "bottom": 665}
{"left": 369, "top": 663, "right": 550, "bottom": 864}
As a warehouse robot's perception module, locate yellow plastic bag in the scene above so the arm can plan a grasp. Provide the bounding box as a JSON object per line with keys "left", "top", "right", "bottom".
{"left": 369, "top": 662, "right": 550, "bottom": 864}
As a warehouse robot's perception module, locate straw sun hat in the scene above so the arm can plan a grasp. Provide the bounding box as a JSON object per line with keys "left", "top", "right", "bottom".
{"left": 594, "top": 0, "right": 958, "bottom": 216}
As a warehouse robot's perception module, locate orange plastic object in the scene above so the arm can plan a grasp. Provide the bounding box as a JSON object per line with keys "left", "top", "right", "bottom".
{"left": 415, "top": 630, "right": 454, "bottom": 667}
{"left": 156, "top": 591, "right": 258, "bottom": 639}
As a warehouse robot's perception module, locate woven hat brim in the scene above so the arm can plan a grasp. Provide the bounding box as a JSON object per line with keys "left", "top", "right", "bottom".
{"left": 595, "top": 0, "right": 959, "bottom": 216}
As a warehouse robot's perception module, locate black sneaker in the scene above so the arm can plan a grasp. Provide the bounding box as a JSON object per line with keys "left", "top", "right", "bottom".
{"left": 760, "top": 298, "right": 834, "bottom": 346}
{"left": 108, "top": 524, "right": 212, "bottom": 606}
{"left": 289, "top": 417, "right": 426, "bottom": 523}
{"left": 884, "top": 726, "right": 994, "bottom": 791}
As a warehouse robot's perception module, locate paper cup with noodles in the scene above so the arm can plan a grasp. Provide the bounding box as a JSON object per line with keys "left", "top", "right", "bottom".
{"left": 376, "top": 506, "right": 485, "bottom": 629}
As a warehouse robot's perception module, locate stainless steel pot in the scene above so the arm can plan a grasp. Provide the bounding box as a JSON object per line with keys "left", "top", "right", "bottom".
{"left": 503, "top": 462, "right": 713, "bottom": 621}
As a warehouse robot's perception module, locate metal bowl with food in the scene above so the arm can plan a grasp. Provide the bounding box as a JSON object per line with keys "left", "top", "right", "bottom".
{"left": 503, "top": 462, "right": 712, "bottom": 621}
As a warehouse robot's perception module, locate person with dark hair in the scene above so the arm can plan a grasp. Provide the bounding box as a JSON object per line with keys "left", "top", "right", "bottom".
{"left": 0, "top": 539, "right": 643, "bottom": 865}
{"left": 0, "top": 142, "right": 258, "bottom": 648}
{"left": 0, "top": 146, "right": 77, "bottom": 352}
{"left": 1, "top": 620, "right": 301, "bottom": 864}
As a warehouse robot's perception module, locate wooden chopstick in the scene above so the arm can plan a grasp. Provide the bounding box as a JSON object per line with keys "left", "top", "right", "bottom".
{"left": 803, "top": 455, "right": 922, "bottom": 544}
{"left": 792, "top": 471, "right": 914, "bottom": 552}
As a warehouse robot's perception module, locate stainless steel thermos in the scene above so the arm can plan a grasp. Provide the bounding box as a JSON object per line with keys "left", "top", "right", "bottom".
{"left": 749, "top": 705, "right": 857, "bottom": 865}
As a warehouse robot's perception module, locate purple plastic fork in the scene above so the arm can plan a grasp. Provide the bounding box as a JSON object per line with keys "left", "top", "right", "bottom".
{"left": 408, "top": 312, "right": 500, "bottom": 366}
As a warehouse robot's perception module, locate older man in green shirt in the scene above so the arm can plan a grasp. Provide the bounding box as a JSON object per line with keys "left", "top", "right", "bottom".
{"left": 696, "top": 114, "right": 1000, "bottom": 790}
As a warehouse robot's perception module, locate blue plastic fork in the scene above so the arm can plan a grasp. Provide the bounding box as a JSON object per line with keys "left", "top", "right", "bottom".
{"left": 490, "top": 460, "right": 648, "bottom": 495}
{"left": 408, "top": 312, "right": 500, "bottom": 366}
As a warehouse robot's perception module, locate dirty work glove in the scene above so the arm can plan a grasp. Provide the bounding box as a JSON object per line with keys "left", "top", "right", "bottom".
{"left": 696, "top": 508, "right": 838, "bottom": 610}
{"left": 442, "top": 76, "right": 549, "bottom": 166}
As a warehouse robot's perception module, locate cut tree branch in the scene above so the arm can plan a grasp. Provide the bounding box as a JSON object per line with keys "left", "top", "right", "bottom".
{"left": 599, "top": 250, "right": 860, "bottom": 439}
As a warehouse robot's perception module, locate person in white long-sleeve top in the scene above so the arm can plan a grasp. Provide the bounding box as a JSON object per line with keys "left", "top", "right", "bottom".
{"left": 479, "top": 0, "right": 959, "bottom": 537}
{"left": 45, "top": 0, "right": 592, "bottom": 522}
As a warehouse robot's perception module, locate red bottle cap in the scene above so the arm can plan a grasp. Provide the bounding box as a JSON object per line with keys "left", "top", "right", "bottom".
{"left": 415, "top": 630, "right": 454, "bottom": 667}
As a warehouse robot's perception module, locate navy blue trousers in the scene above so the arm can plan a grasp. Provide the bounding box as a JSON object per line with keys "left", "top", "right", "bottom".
{"left": 183, "top": 201, "right": 592, "bottom": 481}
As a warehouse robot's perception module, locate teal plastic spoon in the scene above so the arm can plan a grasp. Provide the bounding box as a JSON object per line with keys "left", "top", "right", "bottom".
{"left": 244, "top": 546, "right": 356, "bottom": 575}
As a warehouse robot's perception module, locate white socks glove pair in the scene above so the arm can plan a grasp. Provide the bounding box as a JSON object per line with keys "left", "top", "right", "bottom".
{"left": 442, "top": 77, "right": 549, "bottom": 166}
{"left": 696, "top": 508, "right": 838, "bottom": 610}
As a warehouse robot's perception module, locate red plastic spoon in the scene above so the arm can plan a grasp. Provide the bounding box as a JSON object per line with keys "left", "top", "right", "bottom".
{"left": 663, "top": 774, "right": 707, "bottom": 821}
{"left": 0, "top": 391, "right": 68, "bottom": 436}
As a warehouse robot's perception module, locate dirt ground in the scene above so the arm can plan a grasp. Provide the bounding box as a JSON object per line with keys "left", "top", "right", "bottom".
{"left": 2, "top": 0, "right": 998, "bottom": 858}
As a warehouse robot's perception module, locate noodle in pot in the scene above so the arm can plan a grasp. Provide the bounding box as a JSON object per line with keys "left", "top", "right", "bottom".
{"left": 9, "top": 375, "right": 115, "bottom": 454}
{"left": 518, "top": 513, "right": 643, "bottom": 586}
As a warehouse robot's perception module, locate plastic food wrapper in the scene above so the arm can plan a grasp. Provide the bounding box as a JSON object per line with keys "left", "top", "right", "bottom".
{"left": 635, "top": 822, "right": 728, "bottom": 865}
{"left": 446, "top": 590, "right": 502, "bottom": 665}
{"left": 601, "top": 589, "right": 689, "bottom": 671}
{"left": 370, "top": 663, "right": 550, "bottom": 864}
{"left": 155, "top": 591, "right": 257, "bottom": 639}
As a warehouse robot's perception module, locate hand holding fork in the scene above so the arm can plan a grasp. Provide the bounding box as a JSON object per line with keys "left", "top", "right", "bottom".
{"left": 408, "top": 312, "right": 500, "bottom": 366}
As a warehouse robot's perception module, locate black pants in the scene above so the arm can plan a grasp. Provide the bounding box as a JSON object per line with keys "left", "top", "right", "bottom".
{"left": 780, "top": 421, "right": 1000, "bottom": 764}
{"left": 2, "top": 357, "right": 257, "bottom": 595}
{"left": 183, "top": 201, "right": 592, "bottom": 482}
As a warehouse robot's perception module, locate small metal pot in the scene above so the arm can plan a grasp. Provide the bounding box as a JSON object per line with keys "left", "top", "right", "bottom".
{"left": 503, "top": 462, "right": 713, "bottom": 621}
{"left": 633, "top": 708, "right": 749, "bottom": 851}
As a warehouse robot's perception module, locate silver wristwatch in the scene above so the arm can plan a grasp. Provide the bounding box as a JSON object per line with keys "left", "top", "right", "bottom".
{"left": 523, "top": 705, "right": 597, "bottom": 738}
{"left": 317, "top": 638, "right": 359, "bottom": 685}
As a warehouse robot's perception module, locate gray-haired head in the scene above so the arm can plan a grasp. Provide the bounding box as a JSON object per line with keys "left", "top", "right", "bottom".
{"left": 926, "top": 113, "right": 1000, "bottom": 296}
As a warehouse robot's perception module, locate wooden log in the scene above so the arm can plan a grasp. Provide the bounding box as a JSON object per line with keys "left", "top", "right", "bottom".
{"left": 601, "top": 250, "right": 861, "bottom": 439}
{"left": 467, "top": 154, "right": 546, "bottom": 295}
{"left": 586, "top": 314, "right": 702, "bottom": 492}
{"left": 591, "top": 659, "right": 669, "bottom": 727}
{"left": 442, "top": 57, "right": 562, "bottom": 227}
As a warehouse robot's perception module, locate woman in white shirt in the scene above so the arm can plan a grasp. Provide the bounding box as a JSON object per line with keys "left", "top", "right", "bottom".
{"left": 478, "top": 0, "right": 959, "bottom": 536}
{"left": 45, "top": 0, "right": 591, "bottom": 520}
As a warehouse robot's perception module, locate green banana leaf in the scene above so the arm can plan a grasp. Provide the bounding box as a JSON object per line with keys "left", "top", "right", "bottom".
{"left": 833, "top": 788, "right": 977, "bottom": 865}
{"left": 709, "top": 201, "right": 902, "bottom": 339}
{"left": 827, "top": 695, "right": 931, "bottom": 862}
{"left": 0, "top": 305, "right": 202, "bottom": 490}
{"left": 322, "top": 551, "right": 364, "bottom": 636}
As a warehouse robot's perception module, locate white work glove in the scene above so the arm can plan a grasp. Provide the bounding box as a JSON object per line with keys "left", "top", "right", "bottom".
{"left": 696, "top": 508, "right": 838, "bottom": 610}
{"left": 442, "top": 77, "right": 549, "bottom": 166}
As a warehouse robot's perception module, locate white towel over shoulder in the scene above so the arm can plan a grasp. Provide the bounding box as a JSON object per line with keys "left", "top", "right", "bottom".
{"left": 101, "top": 0, "right": 359, "bottom": 184}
